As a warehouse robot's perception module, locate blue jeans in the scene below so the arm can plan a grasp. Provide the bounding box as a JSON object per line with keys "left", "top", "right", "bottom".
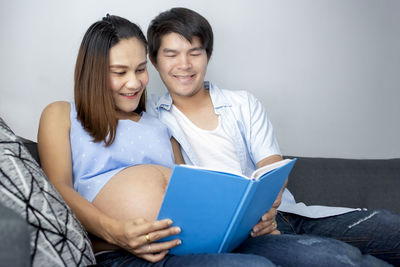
{"left": 95, "top": 251, "right": 274, "bottom": 266}
{"left": 96, "top": 209, "right": 399, "bottom": 266}
{"left": 235, "top": 209, "right": 399, "bottom": 266}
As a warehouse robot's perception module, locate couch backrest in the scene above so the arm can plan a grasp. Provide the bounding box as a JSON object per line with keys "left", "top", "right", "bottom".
{"left": 286, "top": 156, "right": 400, "bottom": 214}
{"left": 20, "top": 138, "right": 400, "bottom": 214}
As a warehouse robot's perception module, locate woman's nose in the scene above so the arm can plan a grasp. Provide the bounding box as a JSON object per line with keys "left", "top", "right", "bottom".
{"left": 126, "top": 73, "right": 141, "bottom": 90}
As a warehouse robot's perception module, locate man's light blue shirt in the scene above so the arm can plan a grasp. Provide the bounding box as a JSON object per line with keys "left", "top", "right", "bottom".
{"left": 148, "top": 82, "right": 357, "bottom": 217}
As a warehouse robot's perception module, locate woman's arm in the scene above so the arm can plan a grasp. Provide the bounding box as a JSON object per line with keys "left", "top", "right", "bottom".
{"left": 38, "top": 101, "right": 115, "bottom": 238}
{"left": 38, "top": 102, "right": 180, "bottom": 262}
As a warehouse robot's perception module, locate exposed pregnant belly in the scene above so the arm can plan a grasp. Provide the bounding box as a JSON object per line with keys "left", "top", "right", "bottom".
{"left": 91, "top": 164, "right": 171, "bottom": 252}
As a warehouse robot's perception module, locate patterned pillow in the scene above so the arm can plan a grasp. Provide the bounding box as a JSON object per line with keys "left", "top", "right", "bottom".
{"left": 0, "top": 118, "right": 95, "bottom": 266}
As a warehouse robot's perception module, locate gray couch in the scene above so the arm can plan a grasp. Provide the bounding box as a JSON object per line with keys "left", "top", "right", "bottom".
{"left": 20, "top": 137, "right": 400, "bottom": 213}
{"left": 1, "top": 137, "right": 399, "bottom": 266}
{"left": 286, "top": 156, "right": 400, "bottom": 213}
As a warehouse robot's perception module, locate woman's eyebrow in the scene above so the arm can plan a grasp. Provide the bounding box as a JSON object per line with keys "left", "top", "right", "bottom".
{"left": 110, "top": 64, "right": 127, "bottom": 68}
{"left": 110, "top": 60, "right": 147, "bottom": 68}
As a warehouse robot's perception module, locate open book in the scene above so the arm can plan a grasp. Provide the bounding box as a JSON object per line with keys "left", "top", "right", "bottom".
{"left": 157, "top": 158, "right": 296, "bottom": 255}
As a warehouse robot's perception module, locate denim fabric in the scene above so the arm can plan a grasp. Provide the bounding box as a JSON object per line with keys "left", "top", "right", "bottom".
{"left": 236, "top": 234, "right": 389, "bottom": 267}
{"left": 254, "top": 209, "right": 398, "bottom": 266}
{"left": 95, "top": 209, "right": 399, "bottom": 266}
{"left": 95, "top": 250, "right": 274, "bottom": 267}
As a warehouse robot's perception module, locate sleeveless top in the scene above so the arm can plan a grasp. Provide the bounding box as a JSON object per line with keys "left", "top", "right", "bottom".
{"left": 69, "top": 102, "right": 175, "bottom": 202}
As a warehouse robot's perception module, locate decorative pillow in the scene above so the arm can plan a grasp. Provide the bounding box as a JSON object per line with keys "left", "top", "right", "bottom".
{"left": 0, "top": 118, "right": 95, "bottom": 266}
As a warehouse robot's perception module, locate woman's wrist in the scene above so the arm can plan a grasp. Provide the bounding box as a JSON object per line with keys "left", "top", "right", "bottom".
{"left": 98, "top": 214, "right": 119, "bottom": 245}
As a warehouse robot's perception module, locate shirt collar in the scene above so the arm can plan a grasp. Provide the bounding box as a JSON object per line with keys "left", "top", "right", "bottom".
{"left": 155, "top": 81, "right": 232, "bottom": 111}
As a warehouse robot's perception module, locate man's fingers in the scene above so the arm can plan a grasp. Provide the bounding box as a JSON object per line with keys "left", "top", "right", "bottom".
{"left": 270, "top": 229, "right": 281, "bottom": 235}
{"left": 261, "top": 208, "right": 277, "bottom": 221}
{"left": 251, "top": 219, "right": 278, "bottom": 237}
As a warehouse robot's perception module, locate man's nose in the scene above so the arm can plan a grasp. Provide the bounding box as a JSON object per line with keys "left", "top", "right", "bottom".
{"left": 177, "top": 54, "right": 192, "bottom": 70}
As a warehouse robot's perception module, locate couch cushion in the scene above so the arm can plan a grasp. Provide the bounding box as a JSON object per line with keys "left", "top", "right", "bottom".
{"left": 0, "top": 202, "right": 31, "bottom": 266}
{"left": 0, "top": 117, "right": 95, "bottom": 266}
{"left": 286, "top": 156, "right": 400, "bottom": 214}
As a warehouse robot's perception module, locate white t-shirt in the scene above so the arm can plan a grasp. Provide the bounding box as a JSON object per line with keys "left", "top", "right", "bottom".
{"left": 170, "top": 105, "right": 242, "bottom": 175}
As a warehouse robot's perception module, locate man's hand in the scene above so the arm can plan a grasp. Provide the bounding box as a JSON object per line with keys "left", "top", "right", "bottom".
{"left": 251, "top": 179, "right": 285, "bottom": 237}
{"left": 251, "top": 207, "right": 280, "bottom": 237}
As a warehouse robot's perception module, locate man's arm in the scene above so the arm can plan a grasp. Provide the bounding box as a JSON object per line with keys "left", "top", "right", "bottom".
{"left": 251, "top": 154, "right": 285, "bottom": 237}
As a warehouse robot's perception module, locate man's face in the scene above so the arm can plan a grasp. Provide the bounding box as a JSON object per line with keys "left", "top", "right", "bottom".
{"left": 154, "top": 32, "right": 208, "bottom": 99}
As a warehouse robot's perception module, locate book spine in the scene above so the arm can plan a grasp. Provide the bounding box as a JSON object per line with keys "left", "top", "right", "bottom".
{"left": 217, "top": 180, "right": 254, "bottom": 253}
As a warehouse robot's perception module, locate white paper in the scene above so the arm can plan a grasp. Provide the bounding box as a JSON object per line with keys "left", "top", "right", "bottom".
{"left": 278, "top": 202, "right": 360, "bottom": 218}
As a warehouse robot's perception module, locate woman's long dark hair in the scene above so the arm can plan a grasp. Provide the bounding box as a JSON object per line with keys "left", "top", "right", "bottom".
{"left": 74, "top": 14, "right": 147, "bottom": 146}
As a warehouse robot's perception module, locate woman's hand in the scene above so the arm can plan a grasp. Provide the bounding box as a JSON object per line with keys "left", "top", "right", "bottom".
{"left": 107, "top": 217, "right": 181, "bottom": 263}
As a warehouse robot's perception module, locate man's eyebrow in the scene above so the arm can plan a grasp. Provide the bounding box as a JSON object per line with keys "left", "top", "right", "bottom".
{"left": 189, "top": 47, "right": 204, "bottom": 52}
{"left": 162, "top": 48, "right": 177, "bottom": 53}
{"left": 138, "top": 60, "right": 147, "bottom": 66}
{"left": 162, "top": 47, "right": 204, "bottom": 53}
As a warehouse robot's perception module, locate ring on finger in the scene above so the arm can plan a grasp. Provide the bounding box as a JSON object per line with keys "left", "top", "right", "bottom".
{"left": 147, "top": 244, "right": 152, "bottom": 253}
{"left": 145, "top": 233, "right": 151, "bottom": 243}
{"left": 272, "top": 221, "right": 277, "bottom": 229}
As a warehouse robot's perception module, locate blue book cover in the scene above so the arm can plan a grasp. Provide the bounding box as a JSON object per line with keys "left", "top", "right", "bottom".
{"left": 157, "top": 158, "right": 296, "bottom": 255}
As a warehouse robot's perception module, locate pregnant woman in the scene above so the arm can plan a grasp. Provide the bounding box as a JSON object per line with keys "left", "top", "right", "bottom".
{"left": 38, "top": 14, "right": 274, "bottom": 267}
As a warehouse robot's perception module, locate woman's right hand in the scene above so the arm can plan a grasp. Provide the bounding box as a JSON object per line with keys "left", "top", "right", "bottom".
{"left": 107, "top": 217, "right": 181, "bottom": 263}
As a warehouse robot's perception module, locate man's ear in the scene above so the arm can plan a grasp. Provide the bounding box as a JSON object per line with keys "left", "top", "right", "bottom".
{"left": 149, "top": 56, "right": 158, "bottom": 70}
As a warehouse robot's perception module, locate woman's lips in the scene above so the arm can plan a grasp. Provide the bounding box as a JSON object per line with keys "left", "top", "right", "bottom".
{"left": 120, "top": 91, "right": 139, "bottom": 99}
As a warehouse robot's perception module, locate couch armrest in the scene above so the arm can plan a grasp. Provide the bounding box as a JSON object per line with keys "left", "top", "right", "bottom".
{"left": 0, "top": 202, "right": 31, "bottom": 266}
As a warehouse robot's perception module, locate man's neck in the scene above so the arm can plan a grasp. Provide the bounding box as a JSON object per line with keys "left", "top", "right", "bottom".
{"left": 170, "top": 86, "right": 218, "bottom": 131}
{"left": 171, "top": 87, "right": 211, "bottom": 113}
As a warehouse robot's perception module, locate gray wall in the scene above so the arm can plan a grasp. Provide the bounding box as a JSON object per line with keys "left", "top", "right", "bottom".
{"left": 1, "top": 0, "right": 399, "bottom": 159}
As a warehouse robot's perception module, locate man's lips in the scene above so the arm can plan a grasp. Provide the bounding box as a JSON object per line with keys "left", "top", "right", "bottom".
{"left": 173, "top": 74, "right": 196, "bottom": 82}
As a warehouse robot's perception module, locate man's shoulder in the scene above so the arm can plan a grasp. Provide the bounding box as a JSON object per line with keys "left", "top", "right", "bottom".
{"left": 146, "top": 93, "right": 163, "bottom": 116}
{"left": 211, "top": 83, "right": 257, "bottom": 104}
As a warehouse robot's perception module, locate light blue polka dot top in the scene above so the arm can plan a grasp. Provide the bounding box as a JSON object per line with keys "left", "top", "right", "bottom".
{"left": 69, "top": 102, "right": 175, "bottom": 202}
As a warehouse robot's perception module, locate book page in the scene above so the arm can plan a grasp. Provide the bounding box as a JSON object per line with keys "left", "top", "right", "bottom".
{"left": 251, "top": 159, "right": 293, "bottom": 180}
{"left": 177, "top": 164, "right": 245, "bottom": 178}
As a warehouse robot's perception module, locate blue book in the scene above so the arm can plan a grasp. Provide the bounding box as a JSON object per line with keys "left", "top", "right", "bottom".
{"left": 157, "top": 158, "right": 296, "bottom": 255}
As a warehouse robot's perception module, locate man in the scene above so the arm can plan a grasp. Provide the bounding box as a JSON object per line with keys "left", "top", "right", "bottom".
{"left": 147, "top": 7, "right": 400, "bottom": 266}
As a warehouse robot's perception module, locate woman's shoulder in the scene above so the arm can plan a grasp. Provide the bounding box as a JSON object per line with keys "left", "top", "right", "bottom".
{"left": 42, "top": 101, "right": 71, "bottom": 114}
{"left": 141, "top": 111, "right": 157, "bottom": 121}
{"left": 141, "top": 112, "right": 167, "bottom": 128}
{"left": 40, "top": 101, "right": 71, "bottom": 126}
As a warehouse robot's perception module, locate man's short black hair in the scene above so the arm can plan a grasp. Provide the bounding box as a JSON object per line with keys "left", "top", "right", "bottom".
{"left": 147, "top": 7, "right": 213, "bottom": 63}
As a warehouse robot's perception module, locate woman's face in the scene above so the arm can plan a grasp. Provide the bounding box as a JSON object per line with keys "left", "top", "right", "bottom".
{"left": 108, "top": 37, "right": 149, "bottom": 118}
